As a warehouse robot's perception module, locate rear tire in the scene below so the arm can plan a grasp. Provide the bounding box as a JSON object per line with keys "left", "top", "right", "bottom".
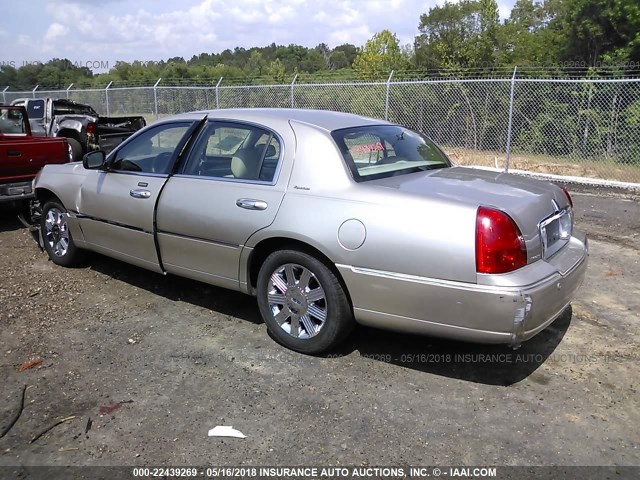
{"left": 41, "top": 199, "right": 85, "bottom": 267}
{"left": 257, "top": 249, "right": 353, "bottom": 354}
{"left": 65, "top": 138, "right": 83, "bottom": 162}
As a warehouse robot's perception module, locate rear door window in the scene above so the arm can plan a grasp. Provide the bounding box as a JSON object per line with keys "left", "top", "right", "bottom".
{"left": 182, "top": 121, "right": 282, "bottom": 183}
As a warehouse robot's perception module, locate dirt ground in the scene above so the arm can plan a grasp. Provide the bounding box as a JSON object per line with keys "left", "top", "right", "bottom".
{"left": 0, "top": 183, "right": 639, "bottom": 471}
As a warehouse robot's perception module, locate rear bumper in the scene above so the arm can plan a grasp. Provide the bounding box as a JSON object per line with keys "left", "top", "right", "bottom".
{"left": 513, "top": 232, "right": 588, "bottom": 344}
{"left": 0, "top": 181, "right": 34, "bottom": 203}
{"left": 337, "top": 231, "right": 588, "bottom": 345}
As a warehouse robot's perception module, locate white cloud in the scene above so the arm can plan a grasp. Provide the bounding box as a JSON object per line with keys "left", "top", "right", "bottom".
{"left": 5, "top": 0, "right": 516, "bottom": 72}
{"left": 330, "top": 25, "right": 374, "bottom": 46}
{"left": 18, "top": 34, "right": 32, "bottom": 46}
{"left": 44, "top": 23, "right": 69, "bottom": 42}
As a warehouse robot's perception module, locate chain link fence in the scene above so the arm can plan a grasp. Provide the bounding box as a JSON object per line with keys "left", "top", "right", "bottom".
{"left": 3, "top": 76, "right": 640, "bottom": 184}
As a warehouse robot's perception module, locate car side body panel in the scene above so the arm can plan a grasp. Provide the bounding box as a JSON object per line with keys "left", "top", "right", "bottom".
{"left": 77, "top": 171, "right": 167, "bottom": 272}
{"left": 155, "top": 117, "right": 296, "bottom": 289}
{"left": 32, "top": 108, "right": 588, "bottom": 348}
{"left": 32, "top": 163, "right": 87, "bottom": 244}
{"left": 157, "top": 178, "right": 287, "bottom": 289}
{"left": 338, "top": 232, "right": 587, "bottom": 343}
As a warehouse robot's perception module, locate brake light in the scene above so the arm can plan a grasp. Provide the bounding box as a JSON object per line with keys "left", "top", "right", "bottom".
{"left": 476, "top": 207, "right": 527, "bottom": 274}
{"left": 86, "top": 122, "right": 97, "bottom": 135}
{"left": 560, "top": 186, "right": 573, "bottom": 209}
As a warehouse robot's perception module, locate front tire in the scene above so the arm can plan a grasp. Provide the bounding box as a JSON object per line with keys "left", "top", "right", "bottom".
{"left": 41, "top": 200, "right": 85, "bottom": 267}
{"left": 65, "top": 138, "right": 83, "bottom": 162}
{"left": 257, "top": 249, "right": 353, "bottom": 354}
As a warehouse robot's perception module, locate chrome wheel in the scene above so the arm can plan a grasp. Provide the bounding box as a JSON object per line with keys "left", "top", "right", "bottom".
{"left": 268, "top": 263, "right": 327, "bottom": 339}
{"left": 44, "top": 207, "right": 69, "bottom": 257}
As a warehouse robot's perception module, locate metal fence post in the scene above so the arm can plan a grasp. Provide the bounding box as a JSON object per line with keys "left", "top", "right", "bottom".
{"left": 153, "top": 78, "right": 162, "bottom": 119}
{"left": 215, "top": 77, "right": 223, "bottom": 109}
{"left": 66, "top": 83, "right": 74, "bottom": 99}
{"left": 385, "top": 70, "right": 394, "bottom": 120}
{"left": 32, "top": 85, "right": 39, "bottom": 99}
{"left": 504, "top": 66, "right": 518, "bottom": 173}
{"left": 290, "top": 74, "right": 298, "bottom": 108}
{"left": 2, "top": 86, "right": 8, "bottom": 104}
{"left": 105, "top": 81, "right": 113, "bottom": 116}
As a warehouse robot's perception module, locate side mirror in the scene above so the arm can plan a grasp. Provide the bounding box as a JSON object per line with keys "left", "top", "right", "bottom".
{"left": 83, "top": 150, "right": 106, "bottom": 170}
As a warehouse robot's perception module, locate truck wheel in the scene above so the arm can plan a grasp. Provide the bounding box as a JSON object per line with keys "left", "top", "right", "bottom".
{"left": 41, "top": 200, "right": 85, "bottom": 267}
{"left": 66, "top": 138, "right": 83, "bottom": 162}
{"left": 257, "top": 249, "right": 354, "bottom": 354}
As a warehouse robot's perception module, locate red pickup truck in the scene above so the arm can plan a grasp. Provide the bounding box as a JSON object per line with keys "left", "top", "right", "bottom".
{"left": 0, "top": 105, "right": 70, "bottom": 205}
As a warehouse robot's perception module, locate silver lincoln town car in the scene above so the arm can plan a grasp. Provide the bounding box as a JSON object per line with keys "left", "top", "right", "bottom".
{"left": 32, "top": 108, "right": 588, "bottom": 353}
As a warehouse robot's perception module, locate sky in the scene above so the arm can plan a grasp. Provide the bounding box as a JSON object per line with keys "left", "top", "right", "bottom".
{"left": 1, "top": 0, "right": 517, "bottom": 73}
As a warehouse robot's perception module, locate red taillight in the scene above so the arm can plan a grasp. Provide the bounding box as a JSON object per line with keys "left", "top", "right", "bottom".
{"left": 476, "top": 207, "right": 527, "bottom": 274}
{"left": 86, "top": 122, "right": 97, "bottom": 134}
{"left": 561, "top": 186, "right": 573, "bottom": 209}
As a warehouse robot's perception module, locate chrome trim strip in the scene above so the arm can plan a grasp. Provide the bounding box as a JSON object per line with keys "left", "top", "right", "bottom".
{"left": 156, "top": 230, "right": 240, "bottom": 249}
{"left": 162, "top": 262, "right": 238, "bottom": 286}
{"left": 103, "top": 171, "right": 170, "bottom": 178}
{"left": 336, "top": 264, "right": 522, "bottom": 294}
{"left": 354, "top": 307, "right": 512, "bottom": 338}
{"left": 172, "top": 174, "right": 277, "bottom": 186}
{"left": 74, "top": 211, "right": 149, "bottom": 234}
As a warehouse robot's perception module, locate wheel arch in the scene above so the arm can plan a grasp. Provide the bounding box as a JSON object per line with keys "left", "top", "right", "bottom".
{"left": 34, "top": 187, "right": 63, "bottom": 207}
{"left": 37, "top": 189, "right": 87, "bottom": 267}
{"left": 56, "top": 128, "right": 83, "bottom": 143}
{"left": 246, "top": 236, "right": 353, "bottom": 307}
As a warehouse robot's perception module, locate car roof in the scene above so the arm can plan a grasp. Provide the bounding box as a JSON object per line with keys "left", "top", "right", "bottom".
{"left": 172, "top": 108, "right": 391, "bottom": 132}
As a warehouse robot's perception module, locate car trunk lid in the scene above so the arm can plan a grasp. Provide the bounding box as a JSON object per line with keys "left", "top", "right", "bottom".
{"left": 366, "top": 166, "right": 572, "bottom": 263}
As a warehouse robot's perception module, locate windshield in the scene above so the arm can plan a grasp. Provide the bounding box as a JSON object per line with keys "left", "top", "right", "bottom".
{"left": 0, "top": 108, "right": 28, "bottom": 135}
{"left": 331, "top": 125, "right": 451, "bottom": 182}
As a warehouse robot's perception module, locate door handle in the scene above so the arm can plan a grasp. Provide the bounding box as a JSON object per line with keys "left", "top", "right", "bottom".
{"left": 236, "top": 198, "right": 268, "bottom": 210}
{"left": 130, "top": 189, "right": 151, "bottom": 199}
{"left": 7, "top": 150, "right": 21, "bottom": 156}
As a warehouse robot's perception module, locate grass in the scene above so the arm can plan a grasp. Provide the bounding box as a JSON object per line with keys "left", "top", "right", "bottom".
{"left": 444, "top": 147, "right": 640, "bottom": 184}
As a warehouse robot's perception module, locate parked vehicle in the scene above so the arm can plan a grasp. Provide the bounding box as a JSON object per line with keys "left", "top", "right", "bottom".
{"left": 0, "top": 105, "right": 70, "bottom": 206}
{"left": 30, "top": 108, "right": 588, "bottom": 353}
{"left": 11, "top": 98, "right": 146, "bottom": 161}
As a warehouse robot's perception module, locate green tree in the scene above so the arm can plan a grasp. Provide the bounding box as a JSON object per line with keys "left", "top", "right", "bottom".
{"left": 496, "top": 0, "right": 558, "bottom": 67}
{"left": 353, "top": 30, "right": 410, "bottom": 80}
{"left": 246, "top": 50, "right": 265, "bottom": 76}
{"left": 415, "top": 0, "right": 501, "bottom": 70}
{"left": 332, "top": 44, "right": 358, "bottom": 66}
{"left": 0, "top": 64, "right": 18, "bottom": 88}
{"left": 266, "top": 58, "right": 286, "bottom": 83}
{"left": 547, "top": 0, "right": 640, "bottom": 66}
{"left": 328, "top": 50, "right": 349, "bottom": 70}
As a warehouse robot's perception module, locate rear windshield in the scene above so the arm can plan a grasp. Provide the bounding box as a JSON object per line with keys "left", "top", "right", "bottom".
{"left": 53, "top": 99, "right": 97, "bottom": 116}
{"left": 331, "top": 125, "right": 451, "bottom": 182}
